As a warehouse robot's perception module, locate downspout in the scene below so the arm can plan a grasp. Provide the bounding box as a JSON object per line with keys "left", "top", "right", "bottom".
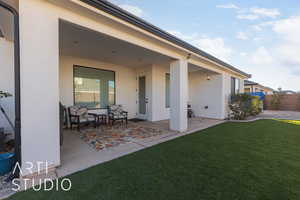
{"left": 0, "top": 1, "right": 21, "bottom": 178}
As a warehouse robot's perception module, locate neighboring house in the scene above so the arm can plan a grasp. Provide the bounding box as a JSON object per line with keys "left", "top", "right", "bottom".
{"left": 0, "top": 0, "right": 250, "bottom": 177}
{"left": 244, "top": 80, "right": 274, "bottom": 95}
{"left": 279, "top": 90, "right": 297, "bottom": 95}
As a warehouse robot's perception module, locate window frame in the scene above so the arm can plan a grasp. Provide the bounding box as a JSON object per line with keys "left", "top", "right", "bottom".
{"left": 73, "top": 65, "right": 116, "bottom": 110}
{"left": 231, "top": 77, "right": 241, "bottom": 95}
{"left": 165, "top": 73, "right": 170, "bottom": 108}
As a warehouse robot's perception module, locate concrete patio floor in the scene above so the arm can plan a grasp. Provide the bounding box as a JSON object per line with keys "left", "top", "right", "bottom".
{"left": 56, "top": 118, "right": 224, "bottom": 178}
{"left": 258, "top": 110, "right": 300, "bottom": 120}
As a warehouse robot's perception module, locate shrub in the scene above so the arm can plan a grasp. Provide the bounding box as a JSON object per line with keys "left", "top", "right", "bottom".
{"left": 270, "top": 92, "right": 282, "bottom": 110}
{"left": 251, "top": 96, "right": 263, "bottom": 115}
{"left": 229, "top": 93, "right": 263, "bottom": 120}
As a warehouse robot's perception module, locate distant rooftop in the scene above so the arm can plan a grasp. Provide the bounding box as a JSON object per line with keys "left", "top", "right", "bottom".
{"left": 244, "top": 80, "right": 258, "bottom": 86}
{"left": 244, "top": 80, "right": 275, "bottom": 91}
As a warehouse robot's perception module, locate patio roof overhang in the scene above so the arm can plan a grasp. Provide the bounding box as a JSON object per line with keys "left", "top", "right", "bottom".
{"left": 60, "top": 20, "right": 219, "bottom": 75}
{"left": 77, "top": 0, "right": 251, "bottom": 78}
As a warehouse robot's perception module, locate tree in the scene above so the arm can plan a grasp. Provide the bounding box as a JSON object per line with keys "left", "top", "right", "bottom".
{"left": 270, "top": 92, "right": 282, "bottom": 110}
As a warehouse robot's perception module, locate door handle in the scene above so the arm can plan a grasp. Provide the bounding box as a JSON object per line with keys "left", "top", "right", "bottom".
{"left": 145, "top": 98, "right": 149, "bottom": 103}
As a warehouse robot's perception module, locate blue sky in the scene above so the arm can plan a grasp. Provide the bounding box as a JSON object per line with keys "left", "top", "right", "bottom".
{"left": 109, "top": 0, "right": 300, "bottom": 91}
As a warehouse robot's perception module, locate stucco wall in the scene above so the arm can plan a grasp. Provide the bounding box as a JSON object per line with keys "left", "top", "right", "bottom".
{"left": 0, "top": 38, "right": 15, "bottom": 134}
{"left": 150, "top": 65, "right": 171, "bottom": 121}
{"left": 19, "top": 0, "right": 60, "bottom": 175}
{"left": 59, "top": 56, "right": 137, "bottom": 119}
{"left": 222, "top": 73, "right": 232, "bottom": 119}
{"left": 189, "top": 72, "right": 224, "bottom": 119}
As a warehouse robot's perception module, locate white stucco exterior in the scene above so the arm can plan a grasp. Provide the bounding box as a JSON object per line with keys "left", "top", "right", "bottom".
{"left": 0, "top": 0, "right": 249, "bottom": 176}
{"left": 170, "top": 60, "right": 188, "bottom": 132}
{"left": 19, "top": 0, "right": 60, "bottom": 175}
{"left": 189, "top": 72, "right": 224, "bottom": 119}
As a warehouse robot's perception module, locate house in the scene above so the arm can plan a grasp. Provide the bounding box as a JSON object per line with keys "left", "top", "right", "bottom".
{"left": 279, "top": 90, "right": 297, "bottom": 95}
{"left": 0, "top": 0, "right": 250, "bottom": 177}
{"left": 244, "top": 80, "right": 274, "bottom": 95}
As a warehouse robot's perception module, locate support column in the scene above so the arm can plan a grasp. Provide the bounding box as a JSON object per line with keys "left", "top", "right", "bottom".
{"left": 170, "top": 60, "right": 188, "bottom": 132}
{"left": 19, "top": 0, "right": 60, "bottom": 176}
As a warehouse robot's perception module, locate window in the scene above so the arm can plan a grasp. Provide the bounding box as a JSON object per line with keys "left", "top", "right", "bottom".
{"left": 74, "top": 66, "right": 115, "bottom": 109}
{"left": 165, "top": 73, "right": 170, "bottom": 108}
{"left": 231, "top": 77, "right": 240, "bottom": 94}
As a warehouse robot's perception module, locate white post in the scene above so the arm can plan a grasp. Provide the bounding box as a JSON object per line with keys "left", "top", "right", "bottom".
{"left": 170, "top": 60, "right": 188, "bottom": 132}
{"left": 19, "top": 0, "right": 60, "bottom": 176}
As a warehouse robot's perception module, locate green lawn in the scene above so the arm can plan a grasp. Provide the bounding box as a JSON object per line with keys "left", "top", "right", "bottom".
{"left": 8, "top": 120, "right": 300, "bottom": 200}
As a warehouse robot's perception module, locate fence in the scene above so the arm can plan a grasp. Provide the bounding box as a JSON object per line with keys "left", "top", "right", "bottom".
{"left": 264, "top": 94, "right": 300, "bottom": 111}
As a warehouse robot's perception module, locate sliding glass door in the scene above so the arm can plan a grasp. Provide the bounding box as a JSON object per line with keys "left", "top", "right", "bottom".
{"left": 74, "top": 66, "right": 115, "bottom": 109}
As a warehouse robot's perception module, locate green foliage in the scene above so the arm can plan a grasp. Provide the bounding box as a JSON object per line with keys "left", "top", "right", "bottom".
{"left": 229, "top": 93, "right": 262, "bottom": 120}
{"left": 270, "top": 92, "right": 282, "bottom": 110}
{"left": 251, "top": 96, "right": 263, "bottom": 115}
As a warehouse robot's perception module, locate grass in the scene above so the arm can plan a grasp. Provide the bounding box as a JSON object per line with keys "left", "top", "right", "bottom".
{"left": 8, "top": 120, "right": 300, "bottom": 200}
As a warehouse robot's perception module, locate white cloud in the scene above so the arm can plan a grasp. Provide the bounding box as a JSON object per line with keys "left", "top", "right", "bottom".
{"left": 237, "top": 14, "right": 259, "bottom": 20}
{"left": 234, "top": 15, "right": 300, "bottom": 91}
{"left": 216, "top": 4, "right": 239, "bottom": 9}
{"left": 251, "top": 46, "right": 274, "bottom": 65}
{"left": 237, "top": 7, "right": 280, "bottom": 21}
{"left": 253, "top": 37, "right": 262, "bottom": 42}
{"left": 250, "top": 7, "right": 280, "bottom": 18}
{"left": 119, "top": 4, "right": 143, "bottom": 17}
{"left": 271, "top": 15, "right": 300, "bottom": 75}
{"left": 251, "top": 21, "right": 275, "bottom": 31}
{"left": 252, "top": 25, "right": 263, "bottom": 31}
{"left": 236, "top": 31, "right": 249, "bottom": 40}
{"left": 273, "top": 15, "right": 300, "bottom": 44}
{"left": 248, "top": 15, "right": 300, "bottom": 77}
{"left": 169, "top": 31, "right": 233, "bottom": 61}
{"left": 240, "top": 52, "right": 248, "bottom": 56}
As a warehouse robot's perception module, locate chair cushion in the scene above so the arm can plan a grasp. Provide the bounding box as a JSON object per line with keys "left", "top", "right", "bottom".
{"left": 69, "top": 106, "right": 81, "bottom": 115}
{"left": 110, "top": 105, "right": 124, "bottom": 116}
{"left": 77, "top": 107, "right": 88, "bottom": 117}
{"left": 113, "top": 113, "right": 126, "bottom": 119}
{"left": 69, "top": 106, "right": 93, "bottom": 123}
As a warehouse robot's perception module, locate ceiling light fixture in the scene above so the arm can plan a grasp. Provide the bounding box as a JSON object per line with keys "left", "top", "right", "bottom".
{"left": 187, "top": 53, "right": 191, "bottom": 60}
{"left": 207, "top": 74, "right": 211, "bottom": 81}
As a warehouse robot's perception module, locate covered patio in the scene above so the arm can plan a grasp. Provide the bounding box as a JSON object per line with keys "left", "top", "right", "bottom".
{"left": 57, "top": 19, "right": 227, "bottom": 173}
{"left": 59, "top": 20, "right": 224, "bottom": 125}
{"left": 57, "top": 19, "right": 227, "bottom": 175}
{"left": 57, "top": 118, "right": 224, "bottom": 177}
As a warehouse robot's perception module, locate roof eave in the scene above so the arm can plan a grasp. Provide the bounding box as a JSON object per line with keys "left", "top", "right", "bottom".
{"left": 79, "top": 0, "right": 251, "bottom": 78}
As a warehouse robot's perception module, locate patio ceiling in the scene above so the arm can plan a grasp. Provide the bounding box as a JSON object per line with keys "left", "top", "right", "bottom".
{"left": 59, "top": 20, "right": 173, "bottom": 69}
{"left": 59, "top": 20, "right": 215, "bottom": 73}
